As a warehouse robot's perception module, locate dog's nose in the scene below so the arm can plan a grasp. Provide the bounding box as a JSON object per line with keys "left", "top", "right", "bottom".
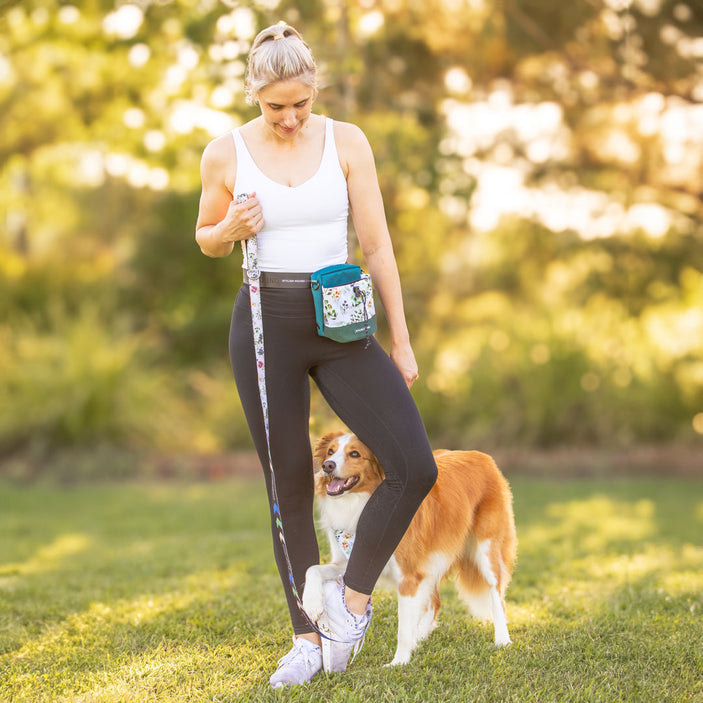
{"left": 322, "top": 460, "right": 336, "bottom": 474}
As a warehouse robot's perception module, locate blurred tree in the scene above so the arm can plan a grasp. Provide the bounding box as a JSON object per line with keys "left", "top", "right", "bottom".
{"left": 0, "top": 0, "right": 701, "bottom": 455}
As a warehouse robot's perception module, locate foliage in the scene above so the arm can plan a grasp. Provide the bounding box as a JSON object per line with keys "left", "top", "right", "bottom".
{"left": 0, "top": 476, "right": 702, "bottom": 701}
{"left": 1, "top": 0, "right": 702, "bottom": 456}
{"left": 0, "top": 304, "right": 162, "bottom": 451}
{"left": 0, "top": 302, "right": 250, "bottom": 457}
{"left": 413, "top": 222, "right": 703, "bottom": 447}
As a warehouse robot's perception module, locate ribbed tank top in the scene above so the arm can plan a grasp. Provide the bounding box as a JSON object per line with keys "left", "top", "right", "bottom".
{"left": 231, "top": 117, "right": 349, "bottom": 273}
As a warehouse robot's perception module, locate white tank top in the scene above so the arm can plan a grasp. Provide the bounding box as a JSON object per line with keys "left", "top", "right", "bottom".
{"left": 232, "top": 117, "right": 349, "bottom": 273}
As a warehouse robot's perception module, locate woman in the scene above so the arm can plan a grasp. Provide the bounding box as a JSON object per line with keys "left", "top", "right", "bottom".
{"left": 195, "top": 23, "right": 437, "bottom": 688}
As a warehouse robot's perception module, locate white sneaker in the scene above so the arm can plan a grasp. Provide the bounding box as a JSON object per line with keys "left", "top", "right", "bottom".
{"left": 317, "top": 578, "right": 373, "bottom": 673}
{"left": 269, "top": 637, "right": 323, "bottom": 689}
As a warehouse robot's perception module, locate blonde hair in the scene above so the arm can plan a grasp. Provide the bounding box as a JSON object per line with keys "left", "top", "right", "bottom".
{"left": 245, "top": 23, "right": 318, "bottom": 105}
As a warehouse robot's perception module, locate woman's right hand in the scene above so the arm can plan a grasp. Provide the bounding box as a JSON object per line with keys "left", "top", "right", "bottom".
{"left": 220, "top": 192, "right": 265, "bottom": 243}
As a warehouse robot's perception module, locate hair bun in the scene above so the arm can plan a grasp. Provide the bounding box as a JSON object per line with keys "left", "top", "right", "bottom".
{"left": 245, "top": 23, "right": 318, "bottom": 105}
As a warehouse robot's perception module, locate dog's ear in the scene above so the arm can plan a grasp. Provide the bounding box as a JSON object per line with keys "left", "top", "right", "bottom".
{"left": 313, "top": 431, "right": 344, "bottom": 467}
{"left": 351, "top": 437, "right": 385, "bottom": 481}
{"left": 369, "top": 453, "right": 385, "bottom": 481}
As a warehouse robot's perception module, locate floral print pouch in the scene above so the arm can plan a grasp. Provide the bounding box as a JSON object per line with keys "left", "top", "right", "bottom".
{"left": 311, "top": 264, "right": 377, "bottom": 343}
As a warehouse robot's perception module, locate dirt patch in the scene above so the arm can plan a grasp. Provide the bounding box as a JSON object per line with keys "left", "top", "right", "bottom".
{"left": 3, "top": 444, "right": 700, "bottom": 484}
{"left": 153, "top": 445, "right": 703, "bottom": 481}
{"left": 150, "top": 450, "right": 262, "bottom": 481}
{"left": 492, "top": 444, "right": 703, "bottom": 478}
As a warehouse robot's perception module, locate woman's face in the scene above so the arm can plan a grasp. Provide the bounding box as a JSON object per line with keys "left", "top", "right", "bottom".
{"left": 256, "top": 79, "right": 314, "bottom": 141}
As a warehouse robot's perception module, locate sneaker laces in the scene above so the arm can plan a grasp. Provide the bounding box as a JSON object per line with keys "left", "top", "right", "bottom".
{"left": 319, "top": 582, "right": 372, "bottom": 657}
{"left": 349, "top": 628, "right": 367, "bottom": 665}
{"left": 348, "top": 596, "right": 372, "bottom": 664}
{"left": 276, "top": 638, "right": 319, "bottom": 672}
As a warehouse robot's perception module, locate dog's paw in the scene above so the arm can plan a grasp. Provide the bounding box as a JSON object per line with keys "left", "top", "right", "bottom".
{"left": 302, "top": 567, "right": 325, "bottom": 622}
{"left": 385, "top": 653, "right": 410, "bottom": 667}
{"left": 302, "top": 591, "right": 324, "bottom": 622}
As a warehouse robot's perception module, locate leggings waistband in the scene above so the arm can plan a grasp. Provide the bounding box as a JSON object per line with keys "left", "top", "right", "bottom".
{"left": 243, "top": 271, "right": 311, "bottom": 288}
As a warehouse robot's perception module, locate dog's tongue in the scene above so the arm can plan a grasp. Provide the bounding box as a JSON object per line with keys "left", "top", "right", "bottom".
{"left": 327, "top": 478, "right": 347, "bottom": 496}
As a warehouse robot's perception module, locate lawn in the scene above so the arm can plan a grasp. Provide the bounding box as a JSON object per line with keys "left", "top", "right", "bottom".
{"left": 1, "top": 474, "right": 701, "bottom": 702}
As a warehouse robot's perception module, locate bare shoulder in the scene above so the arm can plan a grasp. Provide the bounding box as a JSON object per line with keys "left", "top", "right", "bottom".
{"left": 201, "top": 131, "right": 235, "bottom": 171}
{"left": 200, "top": 131, "right": 237, "bottom": 194}
{"left": 333, "top": 120, "right": 372, "bottom": 151}
{"left": 333, "top": 120, "right": 375, "bottom": 176}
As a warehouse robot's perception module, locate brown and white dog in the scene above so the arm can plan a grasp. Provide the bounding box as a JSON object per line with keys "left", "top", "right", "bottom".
{"left": 302, "top": 431, "right": 518, "bottom": 666}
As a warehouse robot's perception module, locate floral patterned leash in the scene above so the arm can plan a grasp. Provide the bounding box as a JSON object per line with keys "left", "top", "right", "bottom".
{"left": 240, "top": 226, "right": 348, "bottom": 642}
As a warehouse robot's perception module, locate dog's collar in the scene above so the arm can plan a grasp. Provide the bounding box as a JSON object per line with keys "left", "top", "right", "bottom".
{"left": 334, "top": 530, "right": 355, "bottom": 559}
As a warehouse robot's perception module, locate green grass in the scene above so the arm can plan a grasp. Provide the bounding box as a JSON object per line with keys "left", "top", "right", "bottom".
{"left": 1, "top": 476, "right": 701, "bottom": 702}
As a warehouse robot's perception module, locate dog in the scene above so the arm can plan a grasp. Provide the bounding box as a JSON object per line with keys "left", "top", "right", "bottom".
{"left": 302, "top": 431, "right": 517, "bottom": 666}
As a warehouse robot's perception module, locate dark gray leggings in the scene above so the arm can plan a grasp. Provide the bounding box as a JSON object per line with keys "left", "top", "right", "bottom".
{"left": 229, "top": 284, "right": 437, "bottom": 634}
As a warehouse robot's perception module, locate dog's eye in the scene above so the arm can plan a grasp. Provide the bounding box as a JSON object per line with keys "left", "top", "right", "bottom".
{"left": 349, "top": 450, "right": 361, "bottom": 458}
{"left": 327, "top": 447, "right": 335, "bottom": 455}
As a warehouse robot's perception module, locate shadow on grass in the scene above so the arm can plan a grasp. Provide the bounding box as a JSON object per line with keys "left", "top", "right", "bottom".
{"left": 1, "top": 476, "right": 702, "bottom": 702}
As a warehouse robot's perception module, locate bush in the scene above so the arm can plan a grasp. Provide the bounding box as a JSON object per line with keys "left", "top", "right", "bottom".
{"left": 0, "top": 304, "right": 169, "bottom": 453}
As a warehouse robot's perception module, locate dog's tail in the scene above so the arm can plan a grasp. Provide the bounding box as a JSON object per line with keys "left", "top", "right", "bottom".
{"left": 455, "top": 530, "right": 514, "bottom": 621}
{"left": 455, "top": 543, "right": 494, "bottom": 621}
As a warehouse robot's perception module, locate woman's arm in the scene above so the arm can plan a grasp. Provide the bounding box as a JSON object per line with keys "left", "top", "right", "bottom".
{"left": 336, "top": 122, "right": 419, "bottom": 387}
{"left": 195, "top": 135, "right": 264, "bottom": 258}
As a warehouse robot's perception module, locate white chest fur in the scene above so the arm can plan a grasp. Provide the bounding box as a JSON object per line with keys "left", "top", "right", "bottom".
{"left": 318, "top": 492, "right": 369, "bottom": 534}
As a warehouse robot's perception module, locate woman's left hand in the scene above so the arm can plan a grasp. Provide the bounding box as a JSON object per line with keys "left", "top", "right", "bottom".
{"left": 390, "top": 341, "right": 420, "bottom": 389}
